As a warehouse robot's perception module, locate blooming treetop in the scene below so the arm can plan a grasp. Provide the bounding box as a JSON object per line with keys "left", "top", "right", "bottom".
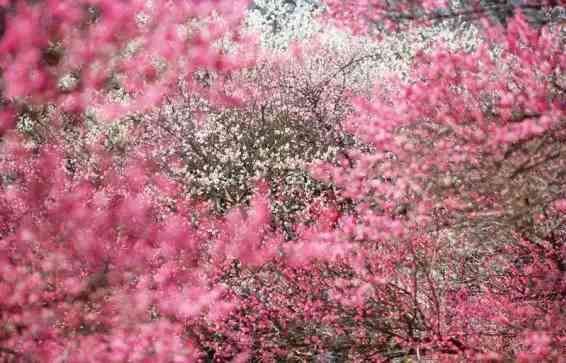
{"left": 0, "top": 0, "right": 564, "bottom": 362}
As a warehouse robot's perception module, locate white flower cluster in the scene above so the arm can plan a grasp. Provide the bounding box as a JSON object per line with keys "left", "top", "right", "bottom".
{"left": 152, "top": 100, "right": 340, "bottom": 221}
{"left": 245, "top": 0, "right": 323, "bottom": 49}
{"left": 244, "top": 0, "right": 480, "bottom": 81}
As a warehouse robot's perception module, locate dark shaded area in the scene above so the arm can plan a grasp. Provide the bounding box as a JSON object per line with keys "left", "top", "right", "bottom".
{"left": 0, "top": 6, "right": 5, "bottom": 40}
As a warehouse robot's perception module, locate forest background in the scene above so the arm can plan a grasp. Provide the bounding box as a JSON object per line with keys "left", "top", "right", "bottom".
{"left": 0, "top": 0, "right": 564, "bottom": 362}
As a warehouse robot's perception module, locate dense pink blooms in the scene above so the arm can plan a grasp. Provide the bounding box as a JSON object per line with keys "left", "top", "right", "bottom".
{"left": 0, "top": 0, "right": 564, "bottom": 361}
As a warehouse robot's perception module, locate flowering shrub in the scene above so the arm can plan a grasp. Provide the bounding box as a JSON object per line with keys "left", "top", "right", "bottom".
{"left": 186, "top": 4, "right": 565, "bottom": 362}
{"left": 87, "top": 31, "right": 380, "bottom": 234}
{"left": 0, "top": 1, "right": 266, "bottom": 361}
{"left": 304, "top": 7, "right": 565, "bottom": 361}
{"left": 0, "top": 0, "right": 564, "bottom": 362}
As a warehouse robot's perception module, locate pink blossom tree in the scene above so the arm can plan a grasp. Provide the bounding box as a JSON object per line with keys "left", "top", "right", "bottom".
{"left": 0, "top": 1, "right": 277, "bottom": 361}
{"left": 302, "top": 6, "right": 566, "bottom": 361}
{"left": 0, "top": 0, "right": 564, "bottom": 361}
{"left": 184, "top": 3, "right": 565, "bottom": 361}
